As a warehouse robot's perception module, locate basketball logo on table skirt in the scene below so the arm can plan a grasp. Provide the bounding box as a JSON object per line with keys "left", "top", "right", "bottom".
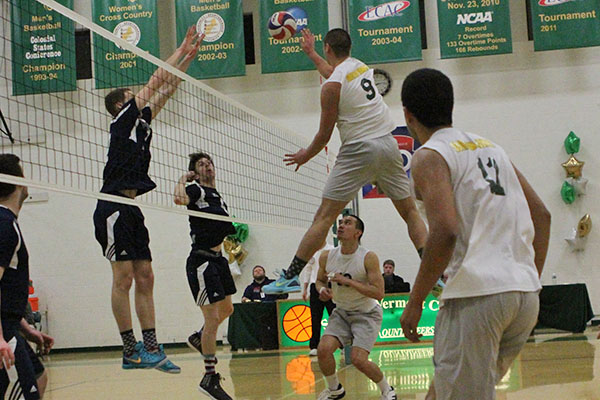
{"left": 282, "top": 304, "right": 312, "bottom": 342}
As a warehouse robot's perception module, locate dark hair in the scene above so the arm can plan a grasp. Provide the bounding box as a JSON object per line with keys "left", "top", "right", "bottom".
{"left": 324, "top": 29, "right": 351, "bottom": 57}
{"left": 253, "top": 265, "right": 265, "bottom": 273}
{"left": 383, "top": 259, "right": 395, "bottom": 267}
{"left": 0, "top": 154, "right": 23, "bottom": 198}
{"left": 347, "top": 214, "right": 365, "bottom": 241}
{"left": 105, "top": 88, "right": 132, "bottom": 117}
{"left": 401, "top": 68, "right": 454, "bottom": 129}
{"left": 188, "top": 152, "right": 213, "bottom": 171}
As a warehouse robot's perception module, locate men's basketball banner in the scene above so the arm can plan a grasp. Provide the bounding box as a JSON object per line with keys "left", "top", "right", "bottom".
{"left": 92, "top": 0, "right": 159, "bottom": 89}
{"left": 176, "top": 0, "right": 245, "bottom": 79}
{"left": 362, "top": 127, "right": 418, "bottom": 199}
{"left": 437, "top": 0, "right": 513, "bottom": 59}
{"left": 529, "top": 0, "right": 600, "bottom": 51}
{"left": 259, "top": 0, "right": 329, "bottom": 74}
{"left": 11, "top": 0, "right": 76, "bottom": 96}
{"left": 348, "top": 1, "right": 423, "bottom": 64}
{"left": 277, "top": 293, "right": 439, "bottom": 348}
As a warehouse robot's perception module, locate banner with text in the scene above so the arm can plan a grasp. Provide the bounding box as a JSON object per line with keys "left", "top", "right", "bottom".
{"left": 530, "top": 0, "right": 600, "bottom": 51}
{"left": 11, "top": 0, "right": 76, "bottom": 96}
{"left": 93, "top": 0, "right": 159, "bottom": 89}
{"left": 437, "top": 0, "right": 512, "bottom": 59}
{"left": 259, "top": 0, "right": 329, "bottom": 74}
{"left": 348, "top": 0, "right": 422, "bottom": 64}
{"left": 176, "top": 0, "right": 245, "bottom": 79}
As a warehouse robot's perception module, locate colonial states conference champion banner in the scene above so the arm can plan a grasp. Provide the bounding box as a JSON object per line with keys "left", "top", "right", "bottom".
{"left": 11, "top": 0, "right": 76, "bottom": 96}
{"left": 260, "top": 0, "right": 329, "bottom": 74}
{"left": 437, "top": 0, "right": 513, "bottom": 59}
{"left": 176, "top": 0, "right": 245, "bottom": 79}
{"left": 92, "top": 0, "right": 160, "bottom": 89}
{"left": 347, "top": 0, "right": 423, "bottom": 64}
{"left": 530, "top": 0, "right": 600, "bottom": 51}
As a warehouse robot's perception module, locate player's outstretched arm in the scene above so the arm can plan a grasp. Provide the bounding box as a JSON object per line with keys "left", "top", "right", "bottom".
{"left": 301, "top": 29, "right": 334, "bottom": 79}
{"left": 174, "top": 171, "right": 196, "bottom": 206}
{"left": 513, "top": 165, "right": 551, "bottom": 277}
{"left": 135, "top": 26, "right": 200, "bottom": 113}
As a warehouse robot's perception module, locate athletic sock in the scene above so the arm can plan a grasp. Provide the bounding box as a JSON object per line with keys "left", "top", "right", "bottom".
{"left": 120, "top": 329, "right": 137, "bottom": 357}
{"left": 285, "top": 256, "right": 308, "bottom": 279}
{"left": 142, "top": 328, "right": 159, "bottom": 353}
{"left": 325, "top": 374, "right": 340, "bottom": 391}
{"left": 204, "top": 354, "right": 217, "bottom": 375}
{"left": 377, "top": 376, "right": 391, "bottom": 394}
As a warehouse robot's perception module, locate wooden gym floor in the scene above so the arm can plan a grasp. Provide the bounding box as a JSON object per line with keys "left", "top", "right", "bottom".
{"left": 42, "top": 328, "right": 600, "bottom": 399}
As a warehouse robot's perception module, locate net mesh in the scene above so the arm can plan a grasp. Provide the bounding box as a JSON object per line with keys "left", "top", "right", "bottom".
{"left": 0, "top": 0, "right": 328, "bottom": 228}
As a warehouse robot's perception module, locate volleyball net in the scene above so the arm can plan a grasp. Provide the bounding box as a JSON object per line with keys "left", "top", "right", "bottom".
{"left": 0, "top": 0, "right": 329, "bottom": 229}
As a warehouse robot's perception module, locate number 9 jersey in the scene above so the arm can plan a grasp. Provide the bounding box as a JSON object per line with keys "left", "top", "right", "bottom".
{"left": 324, "top": 57, "right": 395, "bottom": 146}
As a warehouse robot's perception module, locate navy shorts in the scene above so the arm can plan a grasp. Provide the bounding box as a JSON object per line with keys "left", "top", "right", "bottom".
{"left": 186, "top": 249, "right": 236, "bottom": 306}
{"left": 0, "top": 322, "right": 44, "bottom": 400}
{"left": 93, "top": 199, "right": 152, "bottom": 262}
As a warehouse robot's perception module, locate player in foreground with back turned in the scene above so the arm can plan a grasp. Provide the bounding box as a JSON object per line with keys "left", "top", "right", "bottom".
{"left": 316, "top": 215, "right": 396, "bottom": 400}
{"left": 263, "top": 28, "right": 426, "bottom": 295}
{"left": 93, "top": 26, "right": 201, "bottom": 373}
{"left": 399, "top": 68, "right": 551, "bottom": 400}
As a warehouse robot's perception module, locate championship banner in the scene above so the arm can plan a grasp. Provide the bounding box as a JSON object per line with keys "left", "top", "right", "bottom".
{"left": 529, "top": 0, "right": 600, "bottom": 51}
{"left": 363, "top": 127, "right": 419, "bottom": 199}
{"left": 347, "top": 0, "right": 423, "bottom": 64}
{"left": 11, "top": 0, "right": 76, "bottom": 96}
{"left": 259, "top": 0, "right": 329, "bottom": 74}
{"left": 437, "top": 0, "right": 513, "bottom": 59}
{"left": 176, "top": 0, "right": 245, "bottom": 79}
{"left": 92, "top": 0, "right": 159, "bottom": 89}
{"left": 277, "top": 293, "right": 439, "bottom": 348}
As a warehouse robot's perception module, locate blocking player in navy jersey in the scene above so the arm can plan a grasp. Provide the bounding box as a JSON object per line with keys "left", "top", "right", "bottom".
{"left": 174, "top": 152, "right": 236, "bottom": 400}
{"left": 93, "top": 27, "right": 201, "bottom": 373}
{"left": 0, "top": 154, "right": 54, "bottom": 400}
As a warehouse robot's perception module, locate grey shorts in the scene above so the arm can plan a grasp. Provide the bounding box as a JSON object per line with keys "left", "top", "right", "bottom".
{"left": 323, "top": 305, "right": 382, "bottom": 352}
{"left": 433, "top": 291, "right": 539, "bottom": 400}
{"left": 322, "top": 135, "right": 411, "bottom": 202}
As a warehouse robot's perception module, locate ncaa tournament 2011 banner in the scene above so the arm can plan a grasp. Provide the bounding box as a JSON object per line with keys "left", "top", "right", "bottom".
{"left": 11, "top": 0, "right": 76, "bottom": 96}
{"left": 93, "top": 0, "right": 160, "bottom": 89}
{"left": 176, "top": 0, "right": 245, "bottom": 79}
{"left": 530, "top": 0, "right": 600, "bottom": 51}
{"left": 437, "top": 0, "right": 513, "bottom": 59}
{"left": 348, "top": 1, "right": 423, "bottom": 64}
{"left": 259, "top": 0, "right": 329, "bottom": 74}
{"left": 363, "top": 127, "right": 418, "bottom": 199}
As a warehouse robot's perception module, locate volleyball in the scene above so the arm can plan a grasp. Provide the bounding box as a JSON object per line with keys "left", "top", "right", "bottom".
{"left": 268, "top": 11, "right": 297, "bottom": 40}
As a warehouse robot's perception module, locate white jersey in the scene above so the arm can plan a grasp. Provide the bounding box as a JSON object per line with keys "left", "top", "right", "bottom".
{"left": 420, "top": 128, "right": 541, "bottom": 300}
{"left": 326, "top": 245, "right": 378, "bottom": 312}
{"left": 324, "top": 57, "right": 395, "bottom": 145}
{"left": 300, "top": 243, "right": 335, "bottom": 285}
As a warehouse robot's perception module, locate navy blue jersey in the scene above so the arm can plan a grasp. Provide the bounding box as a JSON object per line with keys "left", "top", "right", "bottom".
{"left": 0, "top": 206, "right": 29, "bottom": 322}
{"left": 100, "top": 99, "right": 156, "bottom": 196}
{"left": 186, "top": 183, "right": 235, "bottom": 249}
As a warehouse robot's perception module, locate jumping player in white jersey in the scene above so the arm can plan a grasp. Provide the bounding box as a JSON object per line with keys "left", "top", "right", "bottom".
{"left": 263, "top": 28, "right": 426, "bottom": 295}
{"left": 316, "top": 215, "right": 396, "bottom": 400}
{"left": 399, "top": 69, "right": 551, "bottom": 400}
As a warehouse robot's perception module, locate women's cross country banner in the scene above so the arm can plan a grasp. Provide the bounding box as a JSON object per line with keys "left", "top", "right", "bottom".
{"left": 176, "top": 0, "right": 245, "bottom": 79}
{"left": 92, "top": 0, "right": 160, "bottom": 89}
{"left": 347, "top": 1, "right": 423, "bottom": 64}
{"left": 11, "top": 0, "right": 76, "bottom": 96}
{"left": 529, "top": 0, "right": 600, "bottom": 51}
{"left": 437, "top": 0, "right": 513, "bottom": 59}
{"left": 259, "top": 0, "right": 329, "bottom": 74}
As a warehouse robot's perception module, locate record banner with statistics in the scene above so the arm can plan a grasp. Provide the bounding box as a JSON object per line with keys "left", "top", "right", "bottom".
{"left": 437, "top": 0, "right": 512, "bottom": 59}
{"left": 92, "top": 0, "right": 159, "bottom": 89}
{"left": 347, "top": 0, "right": 423, "bottom": 64}
{"left": 529, "top": 0, "right": 600, "bottom": 51}
{"left": 11, "top": 0, "right": 76, "bottom": 96}
{"left": 260, "top": 0, "right": 329, "bottom": 74}
{"left": 176, "top": 0, "right": 245, "bottom": 79}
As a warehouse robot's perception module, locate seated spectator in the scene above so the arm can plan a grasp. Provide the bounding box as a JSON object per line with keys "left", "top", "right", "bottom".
{"left": 382, "top": 259, "right": 410, "bottom": 293}
{"left": 242, "top": 265, "right": 288, "bottom": 302}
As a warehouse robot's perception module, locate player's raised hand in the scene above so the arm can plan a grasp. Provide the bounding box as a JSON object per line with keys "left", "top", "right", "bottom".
{"left": 300, "top": 28, "right": 316, "bottom": 55}
{"left": 180, "top": 25, "right": 200, "bottom": 53}
{"left": 284, "top": 148, "right": 310, "bottom": 171}
{"left": 400, "top": 300, "right": 423, "bottom": 343}
{"left": 0, "top": 339, "right": 14, "bottom": 370}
